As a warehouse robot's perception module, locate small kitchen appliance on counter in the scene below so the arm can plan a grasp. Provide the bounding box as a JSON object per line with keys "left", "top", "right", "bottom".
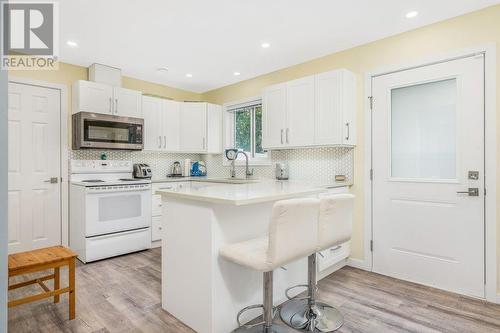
{"left": 133, "top": 163, "right": 152, "bottom": 179}
{"left": 275, "top": 162, "right": 289, "bottom": 180}
{"left": 168, "top": 161, "right": 183, "bottom": 177}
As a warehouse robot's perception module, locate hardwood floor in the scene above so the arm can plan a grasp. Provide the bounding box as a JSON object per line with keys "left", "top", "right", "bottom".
{"left": 8, "top": 248, "right": 500, "bottom": 332}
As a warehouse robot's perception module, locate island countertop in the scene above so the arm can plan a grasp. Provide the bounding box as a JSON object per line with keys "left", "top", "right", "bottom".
{"left": 155, "top": 179, "right": 350, "bottom": 205}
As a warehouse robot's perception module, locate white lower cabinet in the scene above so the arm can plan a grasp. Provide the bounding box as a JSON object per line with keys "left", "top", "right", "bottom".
{"left": 152, "top": 216, "right": 163, "bottom": 243}
{"left": 151, "top": 184, "right": 164, "bottom": 245}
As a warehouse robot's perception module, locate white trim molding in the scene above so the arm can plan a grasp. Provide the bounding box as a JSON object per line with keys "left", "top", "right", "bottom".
{"left": 8, "top": 76, "right": 70, "bottom": 248}
{"left": 363, "top": 44, "right": 497, "bottom": 303}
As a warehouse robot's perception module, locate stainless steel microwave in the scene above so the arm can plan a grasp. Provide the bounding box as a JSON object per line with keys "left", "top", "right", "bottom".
{"left": 72, "top": 112, "right": 144, "bottom": 150}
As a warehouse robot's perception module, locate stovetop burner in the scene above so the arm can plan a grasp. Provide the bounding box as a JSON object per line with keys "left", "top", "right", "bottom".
{"left": 82, "top": 179, "right": 105, "bottom": 183}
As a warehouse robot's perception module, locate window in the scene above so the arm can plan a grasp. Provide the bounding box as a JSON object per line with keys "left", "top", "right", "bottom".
{"left": 224, "top": 99, "right": 270, "bottom": 165}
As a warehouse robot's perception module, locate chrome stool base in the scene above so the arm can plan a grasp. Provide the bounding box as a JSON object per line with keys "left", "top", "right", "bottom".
{"left": 280, "top": 299, "right": 344, "bottom": 332}
{"left": 234, "top": 323, "right": 291, "bottom": 333}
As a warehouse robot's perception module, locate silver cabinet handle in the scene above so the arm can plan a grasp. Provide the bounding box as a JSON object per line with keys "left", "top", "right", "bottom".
{"left": 457, "top": 188, "right": 479, "bottom": 196}
{"left": 158, "top": 136, "right": 162, "bottom": 149}
{"left": 202, "top": 137, "right": 206, "bottom": 150}
{"left": 163, "top": 136, "right": 166, "bottom": 149}
{"left": 115, "top": 98, "right": 118, "bottom": 114}
{"left": 44, "top": 177, "right": 59, "bottom": 184}
{"left": 330, "top": 245, "right": 342, "bottom": 252}
{"left": 345, "top": 123, "right": 350, "bottom": 141}
{"left": 281, "top": 129, "right": 284, "bottom": 144}
{"left": 286, "top": 128, "right": 289, "bottom": 144}
{"left": 109, "top": 98, "right": 112, "bottom": 114}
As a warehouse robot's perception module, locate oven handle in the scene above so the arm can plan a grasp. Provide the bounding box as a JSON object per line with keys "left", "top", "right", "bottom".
{"left": 85, "top": 187, "right": 151, "bottom": 194}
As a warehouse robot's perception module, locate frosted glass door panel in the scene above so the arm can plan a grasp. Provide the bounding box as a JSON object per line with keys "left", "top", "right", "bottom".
{"left": 391, "top": 79, "right": 457, "bottom": 180}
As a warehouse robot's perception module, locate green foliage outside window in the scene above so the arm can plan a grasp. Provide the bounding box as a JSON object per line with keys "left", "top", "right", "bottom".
{"left": 233, "top": 104, "right": 265, "bottom": 157}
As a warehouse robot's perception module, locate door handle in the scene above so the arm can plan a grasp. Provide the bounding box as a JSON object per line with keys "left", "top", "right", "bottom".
{"left": 281, "top": 129, "right": 284, "bottom": 144}
{"left": 456, "top": 188, "right": 479, "bottom": 196}
{"left": 163, "top": 136, "right": 166, "bottom": 149}
{"left": 115, "top": 98, "right": 118, "bottom": 114}
{"left": 286, "top": 128, "right": 289, "bottom": 144}
{"left": 345, "top": 123, "right": 350, "bottom": 141}
{"left": 158, "top": 136, "right": 162, "bottom": 149}
{"left": 109, "top": 98, "right": 112, "bottom": 114}
{"left": 44, "top": 177, "right": 59, "bottom": 184}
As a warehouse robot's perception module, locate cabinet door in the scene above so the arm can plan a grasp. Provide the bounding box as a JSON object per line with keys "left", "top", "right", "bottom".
{"left": 142, "top": 96, "right": 163, "bottom": 151}
{"left": 73, "top": 80, "right": 113, "bottom": 115}
{"left": 314, "top": 70, "right": 344, "bottom": 145}
{"left": 262, "top": 83, "right": 287, "bottom": 148}
{"left": 151, "top": 216, "right": 163, "bottom": 242}
{"left": 286, "top": 76, "right": 315, "bottom": 146}
{"left": 179, "top": 102, "right": 207, "bottom": 152}
{"left": 162, "top": 100, "right": 180, "bottom": 151}
{"left": 113, "top": 87, "right": 142, "bottom": 118}
{"left": 341, "top": 71, "right": 356, "bottom": 145}
{"left": 206, "top": 103, "right": 222, "bottom": 154}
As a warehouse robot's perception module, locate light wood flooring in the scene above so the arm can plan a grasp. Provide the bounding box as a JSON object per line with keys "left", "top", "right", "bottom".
{"left": 8, "top": 248, "right": 500, "bottom": 333}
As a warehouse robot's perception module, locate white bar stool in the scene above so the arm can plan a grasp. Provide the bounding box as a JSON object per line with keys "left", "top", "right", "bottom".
{"left": 219, "top": 198, "right": 320, "bottom": 333}
{"left": 280, "top": 194, "right": 354, "bottom": 332}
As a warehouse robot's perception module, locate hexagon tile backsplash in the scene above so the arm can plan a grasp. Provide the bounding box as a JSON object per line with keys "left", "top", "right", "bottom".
{"left": 70, "top": 146, "right": 354, "bottom": 183}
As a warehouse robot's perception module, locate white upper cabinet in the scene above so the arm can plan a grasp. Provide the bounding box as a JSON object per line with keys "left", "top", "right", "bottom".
{"left": 179, "top": 102, "right": 207, "bottom": 152}
{"left": 262, "top": 69, "right": 356, "bottom": 149}
{"left": 72, "top": 80, "right": 142, "bottom": 118}
{"left": 286, "top": 76, "right": 315, "bottom": 146}
{"left": 262, "top": 83, "right": 287, "bottom": 148}
{"left": 315, "top": 69, "right": 356, "bottom": 145}
{"left": 72, "top": 80, "right": 113, "bottom": 115}
{"left": 143, "top": 98, "right": 222, "bottom": 154}
{"left": 142, "top": 96, "right": 163, "bottom": 151}
{"left": 113, "top": 87, "right": 142, "bottom": 118}
{"left": 162, "top": 100, "right": 180, "bottom": 151}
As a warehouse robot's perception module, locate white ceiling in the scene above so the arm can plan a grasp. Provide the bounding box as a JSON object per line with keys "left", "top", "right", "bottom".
{"left": 60, "top": 0, "right": 500, "bottom": 93}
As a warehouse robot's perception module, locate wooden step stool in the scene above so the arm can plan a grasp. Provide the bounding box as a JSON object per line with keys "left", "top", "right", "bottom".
{"left": 8, "top": 246, "right": 77, "bottom": 320}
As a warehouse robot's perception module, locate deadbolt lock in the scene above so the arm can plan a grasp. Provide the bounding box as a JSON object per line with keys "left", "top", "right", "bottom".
{"left": 468, "top": 171, "right": 479, "bottom": 180}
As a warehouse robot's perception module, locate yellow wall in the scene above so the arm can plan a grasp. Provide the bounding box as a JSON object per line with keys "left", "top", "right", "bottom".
{"left": 202, "top": 5, "right": 500, "bottom": 289}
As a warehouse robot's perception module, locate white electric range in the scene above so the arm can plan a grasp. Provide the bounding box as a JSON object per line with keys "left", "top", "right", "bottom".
{"left": 70, "top": 160, "right": 152, "bottom": 263}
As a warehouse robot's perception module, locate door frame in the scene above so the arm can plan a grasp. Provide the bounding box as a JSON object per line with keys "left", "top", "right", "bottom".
{"left": 8, "top": 76, "right": 69, "bottom": 248}
{"left": 362, "top": 44, "right": 497, "bottom": 302}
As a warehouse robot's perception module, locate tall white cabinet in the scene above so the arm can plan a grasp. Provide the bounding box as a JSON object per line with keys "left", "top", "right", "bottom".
{"left": 72, "top": 80, "right": 142, "bottom": 118}
{"left": 142, "top": 98, "right": 222, "bottom": 154}
{"left": 262, "top": 69, "right": 356, "bottom": 149}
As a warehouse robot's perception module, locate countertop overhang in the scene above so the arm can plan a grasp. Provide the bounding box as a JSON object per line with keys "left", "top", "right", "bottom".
{"left": 155, "top": 179, "right": 351, "bottom": 206}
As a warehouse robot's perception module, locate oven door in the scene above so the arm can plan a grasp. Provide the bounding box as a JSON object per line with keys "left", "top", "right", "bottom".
{"left": 73, "top": 112, "right": 143, "bottom": 150}
{"left": 84, "top": 184, "right": 152, "bottom": 237}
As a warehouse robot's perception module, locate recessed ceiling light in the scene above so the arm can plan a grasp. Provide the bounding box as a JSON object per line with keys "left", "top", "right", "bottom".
{"left": 66, "top": 40, "right": 78, "bottom": 47}
{"left": 233, "top": 72, "right": 241, "bottom": 76}
{"left": 157, "top": 67, "right": 169, "bottom": 72}
{"left": 261, "top": 42, "right": 270, "bottom": 48}
{"left": 185, "top": 73, "right": 193, "bottom": 78}
{"left": 406, "top": 11, "right": 418, "bottom": 18}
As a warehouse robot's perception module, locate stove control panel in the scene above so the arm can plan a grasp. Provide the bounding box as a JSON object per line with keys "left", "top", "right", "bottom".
{"left": 71, "top": 160, "right": 133, "bottom": 174}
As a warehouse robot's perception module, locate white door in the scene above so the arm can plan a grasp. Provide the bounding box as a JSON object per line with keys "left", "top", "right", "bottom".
{"left": 179, "top": 102, "right": 207, "bottom": 152}
{"left": 74, "top": 80, "right": 113, "bottom": 115}
{"left": 142, "top": 96, "right": 163, "bottom": 151}
{"left": 286, "top": 76, "right": 315, "bottom": 146}
{"left": 113, "top": 87, "right": 142, "bottom": 118}
{"left": 372, "top": 55, "right": 485, "bottom": 297}
{"left": 8, "top": 82, "right": 62, "bottom": 253}
{"left": 262, "top": 83, "right": 287, "bottom": 148}
{"left": 162, "top": 100, "right": 180, "bottom": 151}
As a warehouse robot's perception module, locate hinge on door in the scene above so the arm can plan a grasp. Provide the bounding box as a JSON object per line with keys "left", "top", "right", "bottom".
{"left": 370, "top": 240, "right": 373, "bottom": 252}
{"left": 368, "top": 96, "right": 374, "bottom": 110}
{"left": 370, "top": 169, "right": 373, "bottom": 181}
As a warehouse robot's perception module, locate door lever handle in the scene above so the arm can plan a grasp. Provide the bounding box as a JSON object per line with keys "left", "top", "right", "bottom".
{"left": 44, "top": 177, "right": 59, "bottom": 184}
{"left": 456, "top": 188, "right": 479, "bottom": 196}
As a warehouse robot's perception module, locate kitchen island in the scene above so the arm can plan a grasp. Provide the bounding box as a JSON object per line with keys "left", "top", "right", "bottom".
{"left": 157, "top": 180, "right": 349, "bottom": 333}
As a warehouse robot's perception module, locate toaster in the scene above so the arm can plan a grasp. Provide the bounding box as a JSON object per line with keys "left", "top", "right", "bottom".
{"left": 133, "top": 163, "right": 152, "bottom": 179}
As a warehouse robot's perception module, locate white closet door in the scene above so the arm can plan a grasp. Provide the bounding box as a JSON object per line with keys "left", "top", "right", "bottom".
{"left": 8, "top": 82, "right": 61, "bottom": 253}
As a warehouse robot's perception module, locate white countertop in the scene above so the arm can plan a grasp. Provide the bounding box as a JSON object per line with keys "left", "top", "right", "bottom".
{"left": 155, "top": 179, "right": 350, "bottom": 205}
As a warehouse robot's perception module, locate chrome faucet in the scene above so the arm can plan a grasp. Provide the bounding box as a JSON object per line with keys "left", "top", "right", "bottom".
{"left": 225, "top": 149, "right": 254, "bottom": 179}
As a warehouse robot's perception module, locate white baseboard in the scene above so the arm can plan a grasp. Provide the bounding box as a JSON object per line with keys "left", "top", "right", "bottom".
{"left": 151, "top": 240, "right": 161, "bottom": 248}
{"left": 347, "top": 258, "right": 370, "bottom": 271}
